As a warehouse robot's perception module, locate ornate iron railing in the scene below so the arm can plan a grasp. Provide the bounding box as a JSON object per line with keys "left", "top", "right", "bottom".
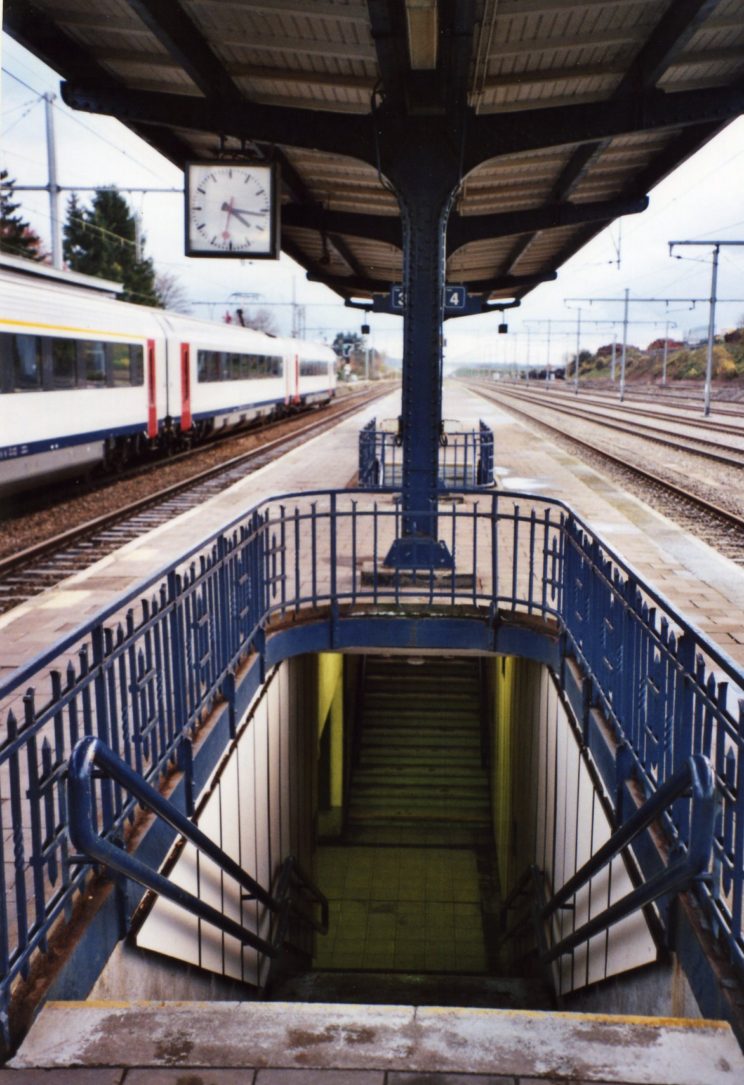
{"left": 358, "top": 418, "right": 495, "bottom": 489}
{"left": 0, "top": 487, "right": 742, "bottom": 1039}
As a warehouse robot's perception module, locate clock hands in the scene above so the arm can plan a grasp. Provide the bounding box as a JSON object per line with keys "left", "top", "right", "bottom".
{"left": 222, "top": 197, "right": 234, "bottom": 240}
{"left": 220, "top": 201, "right": 267, "bottom": 229}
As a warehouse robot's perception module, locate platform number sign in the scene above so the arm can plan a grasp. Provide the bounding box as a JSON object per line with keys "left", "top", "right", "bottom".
{"left": 391, "top": 285, "right": 406, "bottom": 309}
{"left": 445, "top": 285, "right": 466, "bottom": 310}
{"left": 390, "top": 284, "right": 466, "bottom": 310}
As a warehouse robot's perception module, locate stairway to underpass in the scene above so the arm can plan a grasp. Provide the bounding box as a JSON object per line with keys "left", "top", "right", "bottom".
{"left": 274, "top": 655, "right": 551, "bottom": 1009}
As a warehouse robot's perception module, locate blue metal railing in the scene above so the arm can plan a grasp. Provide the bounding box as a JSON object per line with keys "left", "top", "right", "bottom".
{"left": 358, "top": 418, "right": 495, "bottom": 489}
{"left": 500, "top": 754, "right": 717, "bottom": 972}
{"left": 67, "top": 735, "right": 328, "bottom": 958}
{"left": 0, "top": 487, "right": 742, "bottom": 1037}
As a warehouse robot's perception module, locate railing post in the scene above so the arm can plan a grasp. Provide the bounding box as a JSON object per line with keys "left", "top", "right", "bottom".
{"left": 330, "top": 492, "right": 339, "bottom": 648}
{"left": 166, "top": 571, "right": 187, "bottom": 736}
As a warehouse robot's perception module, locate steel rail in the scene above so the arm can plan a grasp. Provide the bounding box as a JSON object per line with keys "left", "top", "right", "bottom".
{"left": 471, "top": 383, "right": 744, "bottom": 535}
{"left": 480, "top": 384, "right": 744, "bottom": 467}
{"left": 499, "top": 381, "right": 744, "bottom": 438}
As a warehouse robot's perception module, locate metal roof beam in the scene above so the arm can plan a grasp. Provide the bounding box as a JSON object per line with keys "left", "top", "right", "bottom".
{"left": 367, "top": 0, "right": 409, "bottom": 105}
{"left": 464, "top": 85, "right": 744, "bottom": 173}
{"left": 124, "top": 0, "right": 243, "bottom": 102}
{"left": 304, "top": 270, "right": 557, "bottom": 295}
{"left": 548, "top": 0, "right": 722, "bottom": 203}
{"left": 60, "top": 82, "right": 373, "bottom": 161}
{"left": 281, "top": 194, "right": 648, "bottom": 250}
{"left": 449, "top": 195, "right": 648, "bottom": 251}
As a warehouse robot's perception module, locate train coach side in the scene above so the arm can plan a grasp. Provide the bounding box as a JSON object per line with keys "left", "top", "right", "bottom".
{"left": 166, "top": 315, "right": 289, "bottom": 439}
{"left": 0, "top": 270, "right": 167, "bottom": 497}
{"left": 286, "top": 337, "right": 337, "bottom": 407}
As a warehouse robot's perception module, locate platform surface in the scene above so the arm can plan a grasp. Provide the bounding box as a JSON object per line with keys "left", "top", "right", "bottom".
{"left": 6, "top": 1000, "right": 743, "bottom": 1084}
{"left": 2, "top": 379, "right": 743, "bottom": 682}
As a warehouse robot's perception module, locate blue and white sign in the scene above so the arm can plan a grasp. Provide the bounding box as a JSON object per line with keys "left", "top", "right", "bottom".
{"left": 391, "top": 284, "right": 406, "bottom": 309}
{"left": 390, "top": 283, "right": 467, "bottom": 310}
{"left": 444, "top": 284, "right": 466, "bottom": 310}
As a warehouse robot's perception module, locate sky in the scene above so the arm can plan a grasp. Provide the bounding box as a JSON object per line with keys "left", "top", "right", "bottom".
{"left": 3, "top": 32, "right": 744, "bottom": 369}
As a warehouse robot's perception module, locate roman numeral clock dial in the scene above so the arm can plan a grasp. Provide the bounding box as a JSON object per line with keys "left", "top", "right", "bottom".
{"left": 185, "top": 161, "right": 279, "bottom": 258}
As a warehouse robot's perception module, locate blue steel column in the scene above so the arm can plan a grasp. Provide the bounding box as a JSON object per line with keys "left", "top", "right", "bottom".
{"left": 381, "top": 123, "right": 461, "bottom": 569}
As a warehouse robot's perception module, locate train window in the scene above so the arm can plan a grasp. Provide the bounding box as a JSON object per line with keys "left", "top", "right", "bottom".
{"left": 80, "top": 341, "right": 107, "bottom": 386}
{"left": 12, "top": 334, "right": 43, "bottom": 391}
{"left": 51, "top": 338, "right": 77, "bottom": 388}
{"left": 197, "top": 349, "right": 220, "bottom": 382}
{"left": 299, "top": 359, "right": 329, "bottom": 376}
{"left": 110, "top": 343, "right": 132, "bottom": 386}
{"left": 129, "top": 344, "right": 144, "bottom": 386}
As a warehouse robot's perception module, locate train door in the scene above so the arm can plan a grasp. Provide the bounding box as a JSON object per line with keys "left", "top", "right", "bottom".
{"left": 146, "top": 338, "right": 158, "bottom": 438}
{"left": 180, "top": 343, "right": 192, "bottom": 430}
{"left": 293, "top": 352, "right": 300, "bottom": 405}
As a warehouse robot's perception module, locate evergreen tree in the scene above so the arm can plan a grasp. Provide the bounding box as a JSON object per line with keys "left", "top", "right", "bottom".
{"left": 63, "top": 187, "right": 160, "bottom": 305}
{"left": 0, "top": 171, "right": 44, "bottom": 260}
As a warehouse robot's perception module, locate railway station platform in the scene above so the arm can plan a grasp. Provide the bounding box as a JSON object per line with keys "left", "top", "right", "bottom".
{"left": 2, "top": 380, "right": 743, "bottom": 683}
{"left": 2, "top": 380, "right": 744, "bottom": 1080}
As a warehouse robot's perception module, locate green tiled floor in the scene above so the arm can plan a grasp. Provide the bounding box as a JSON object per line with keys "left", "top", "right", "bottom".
{"left": 314, "top": 846, "right": 489, "bottom": 973}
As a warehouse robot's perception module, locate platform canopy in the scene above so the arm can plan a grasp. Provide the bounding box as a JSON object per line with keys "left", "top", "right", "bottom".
{"left": 6, "top": 0, "right": 744, "bottom": 310}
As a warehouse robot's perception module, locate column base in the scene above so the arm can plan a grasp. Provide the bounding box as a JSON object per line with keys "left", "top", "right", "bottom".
{"left": 384, "top": 536, "right": 454, "bottom": 570}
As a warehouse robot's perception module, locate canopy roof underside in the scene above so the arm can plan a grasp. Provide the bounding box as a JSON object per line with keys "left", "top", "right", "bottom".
{"left": 6, "top": 0, "right": 744, "bottom": 305}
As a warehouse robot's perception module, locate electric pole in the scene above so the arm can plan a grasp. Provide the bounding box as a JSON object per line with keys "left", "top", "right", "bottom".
{"left": 566, "top": 291, "right": 744, "bottom": 404}
{"left": 668, "top": 240, "right": 744, "bottom": 415}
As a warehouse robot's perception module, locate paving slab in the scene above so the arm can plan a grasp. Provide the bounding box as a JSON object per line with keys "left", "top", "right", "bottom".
{"left": 9, "top": 1001, "right": 744, "bottom": 1085}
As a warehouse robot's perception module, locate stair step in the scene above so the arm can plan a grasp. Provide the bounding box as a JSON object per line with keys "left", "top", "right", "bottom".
{"left": 272, "top": 970, "right": 553, "bottom": 1009}
{"left": 351, "top": 778, "right": 489, "bottom": 795}
{"left": 352, "top": 766, "right": 487, "bottom": 781}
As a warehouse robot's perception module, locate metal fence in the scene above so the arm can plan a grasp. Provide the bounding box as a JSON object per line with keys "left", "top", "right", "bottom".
{"left": 0, "top": 487, "right": 742, "bottom": 1037}
{"left": 358, "top": 418, "right": 494, "bottom": 488}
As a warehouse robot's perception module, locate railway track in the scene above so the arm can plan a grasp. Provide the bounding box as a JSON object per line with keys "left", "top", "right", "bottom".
{"left": 480, "top": 383, "right": 744, "bottom": 467}
{"left": 469, "top": 382, "right": 744, "bottom": 565}
{"left": 502, "top": 383, "right": 744, "bottom": 439}
{"left": 0, "top": 386, "right": 390, "bottom": 614}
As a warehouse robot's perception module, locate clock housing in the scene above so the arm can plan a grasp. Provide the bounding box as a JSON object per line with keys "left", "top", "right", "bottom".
{"left": 185, "top": 161, "right": 279, "bottom": 258}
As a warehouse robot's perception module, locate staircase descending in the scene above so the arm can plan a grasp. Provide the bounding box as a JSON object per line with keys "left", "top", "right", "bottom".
{"left": 347, "top": 655, "right": 491, "bottom": 841}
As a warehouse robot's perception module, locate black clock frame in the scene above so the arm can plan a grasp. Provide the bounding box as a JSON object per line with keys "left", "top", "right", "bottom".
{"left": 184, "top": 160, "right": 280, "bottom": 259}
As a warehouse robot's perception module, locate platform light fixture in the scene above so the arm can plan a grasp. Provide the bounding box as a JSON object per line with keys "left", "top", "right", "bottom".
{"left": 406, "top": 0, "right": 439, "bottom": 70}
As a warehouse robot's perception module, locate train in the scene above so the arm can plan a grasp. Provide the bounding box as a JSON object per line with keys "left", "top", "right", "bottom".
{"left": 0, "top": 256, "right": 337, "bottom": 498}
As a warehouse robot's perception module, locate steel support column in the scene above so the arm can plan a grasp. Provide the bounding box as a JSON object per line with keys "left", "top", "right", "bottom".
{"left": 378, "top": 121, "right": 462, "bottom": 569}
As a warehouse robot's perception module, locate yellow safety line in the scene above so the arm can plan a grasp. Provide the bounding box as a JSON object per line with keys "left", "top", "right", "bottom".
{"left": 0, "top": 317, "right": 145, "bottom": 341}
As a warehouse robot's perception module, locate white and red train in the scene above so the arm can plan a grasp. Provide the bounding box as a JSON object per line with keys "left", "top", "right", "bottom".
{"left": 0, "top": 256, "right": 337, "bottom": 498}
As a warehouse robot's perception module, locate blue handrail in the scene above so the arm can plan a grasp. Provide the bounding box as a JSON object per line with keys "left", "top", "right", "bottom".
{"left": 0, "top": 486, "right": 742, "bottom": 1041}
{"left": 501, "top": 754, "right": 716, "bottom": 967}
{"left": 67, "top": 736, "right": 328, "bottom": 956}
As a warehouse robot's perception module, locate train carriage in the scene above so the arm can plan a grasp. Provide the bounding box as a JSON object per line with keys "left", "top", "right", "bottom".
{"left": 0, "top": 257, "right": 337, "bottom": 499}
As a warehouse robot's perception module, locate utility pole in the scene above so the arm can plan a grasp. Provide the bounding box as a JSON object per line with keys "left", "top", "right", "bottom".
{"left": 668, "top": 240, "right": 744, "bottom": 415}
{"left": 620, "top": 287, "right": 629, "bottom": 402}
{"left": 610, "top": 332, "right": 617, "bottom": 381}
{"left": 574, "top": 308, "right": 581, "bottom": 393}
{"left": 662, "top": 320, "right": 670, "bottom": 387}
{"left": 43, "top": 93, "right": 63, "bottom": 268}
{"left": 566, "top": 290, "right": 744, "bottom": 403}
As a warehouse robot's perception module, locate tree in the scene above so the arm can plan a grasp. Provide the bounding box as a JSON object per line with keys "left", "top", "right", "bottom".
{"left": 0, "top": 171, "right": 44, "bottom": 260}
{"left": 155, "top": 270, "right": 192, "bottom": 313}
{"left": 63, "top": 187, "right": 160, "bottom": 305}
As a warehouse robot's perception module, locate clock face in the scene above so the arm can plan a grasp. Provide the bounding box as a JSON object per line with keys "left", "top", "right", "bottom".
{"left": 185, "top": 161, "right": 278, "bottom": 258}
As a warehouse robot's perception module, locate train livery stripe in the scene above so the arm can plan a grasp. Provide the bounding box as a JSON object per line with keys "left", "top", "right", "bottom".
{"left": 147, "top": 339, "right": 158, "bottom": 438}
{"left": 0, "top": 317, "right": 147, "bottom": 340}
{"left": 180, "top": 343, "right": 192, "bottom": 430}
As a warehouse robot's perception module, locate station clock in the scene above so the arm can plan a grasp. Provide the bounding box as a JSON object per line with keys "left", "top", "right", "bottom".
{"left": 185, "top": 161, "right": 279, "bottom": 258}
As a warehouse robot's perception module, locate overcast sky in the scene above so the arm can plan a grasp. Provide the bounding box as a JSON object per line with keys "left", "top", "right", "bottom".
{"left": 4, "top": 32, "right": 744, "bottom": 368}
